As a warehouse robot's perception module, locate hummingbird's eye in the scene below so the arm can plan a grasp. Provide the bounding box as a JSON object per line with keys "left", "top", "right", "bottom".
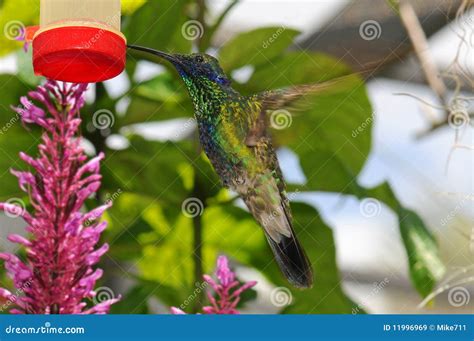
{"left": 195, "top": 55, "right": 204, "bottom": 63}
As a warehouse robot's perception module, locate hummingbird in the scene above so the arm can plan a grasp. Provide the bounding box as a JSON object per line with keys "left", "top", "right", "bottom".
{"left": 127, "top": 45, "right": 324, "bottom": 288}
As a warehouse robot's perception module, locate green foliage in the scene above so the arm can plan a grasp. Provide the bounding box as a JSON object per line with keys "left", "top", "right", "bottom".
{"left": 398, "top": 208, "right": 445, "bottom": 297}
{"left": 367, "top": 182, "right": 445, "bottom": 297}
{"left": 123, "top": 0, "right": 192, "bottom": 53}
{"left": 0, "top": 0, "right": 445, "bottom": 314}
{"left": 219, "top": 27, "right": 300, "bottom": 70}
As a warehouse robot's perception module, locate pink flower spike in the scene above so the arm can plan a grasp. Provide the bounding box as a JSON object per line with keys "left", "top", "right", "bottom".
{"left": 216, "top": 255, "right": 235, "bottom": 286}
{"left": 0, "top": 81, "right": 117, "bottom": 314}
{"left": 176, "top": 255, "right": 258, "bottom": 315}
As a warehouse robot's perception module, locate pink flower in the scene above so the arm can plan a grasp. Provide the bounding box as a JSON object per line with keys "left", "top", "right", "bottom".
{"left": 171, "top": 255, "right": 257, "bottom": 314}
{"left": 0, "top": 81, "right": 119, "bottom": 314}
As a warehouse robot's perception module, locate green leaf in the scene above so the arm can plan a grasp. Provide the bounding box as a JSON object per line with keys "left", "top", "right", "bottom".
{"left": 367, "top": 182, "right": 445, "bottom": 297}
{"left": 219, "top": 27, "right": 301, "bottom": 71}
{"left": 245, "top": 52, "right": 350, "bottom": 92}
{"left": 398, "top": 208, "right": 445, "bottom": 297}
{"left": 102, "top": 136, "right": 193, "bottom": 204}
{"left": 138, "top": 215, "right": 195, "bottom": 288}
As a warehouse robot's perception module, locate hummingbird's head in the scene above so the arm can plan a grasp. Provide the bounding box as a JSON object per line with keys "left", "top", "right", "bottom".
{"left": 169, "top": 53, "right": 232, "bottom": 87}
{"left": 127, "top": 45, "right": 231, "bottom": 88}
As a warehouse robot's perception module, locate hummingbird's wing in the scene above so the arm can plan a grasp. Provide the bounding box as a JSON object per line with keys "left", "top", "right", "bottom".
{"left": 257, "top": 72, "right": 367, "bottom": 111}
{"left": 246, "top": 74, "right": 359, "bottom": 142}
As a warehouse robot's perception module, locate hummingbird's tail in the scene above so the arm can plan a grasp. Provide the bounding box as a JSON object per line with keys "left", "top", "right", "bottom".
{"left": 242, "top": 175, "right": 313, "bottom": 288}
{"left": 263, "top": 215, "right": 313, "bottom": 289}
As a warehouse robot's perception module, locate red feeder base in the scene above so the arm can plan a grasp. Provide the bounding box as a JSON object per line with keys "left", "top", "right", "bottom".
{"left": 33, "top": 26, "right": 126, "bottom": 83}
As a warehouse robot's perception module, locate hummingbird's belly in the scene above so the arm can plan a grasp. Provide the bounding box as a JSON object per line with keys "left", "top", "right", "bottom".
{"left": 198, "top": 121, "right": 249, "bottom": 188}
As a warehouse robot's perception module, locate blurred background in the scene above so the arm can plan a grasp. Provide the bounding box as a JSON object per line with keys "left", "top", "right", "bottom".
{"left": 0, "top": 0, "right": 472, "bottom": 314}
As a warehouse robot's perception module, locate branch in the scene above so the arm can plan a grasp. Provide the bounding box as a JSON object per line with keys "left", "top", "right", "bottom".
{"left": 399, "top": 0, "right": 448, "bottom": 107}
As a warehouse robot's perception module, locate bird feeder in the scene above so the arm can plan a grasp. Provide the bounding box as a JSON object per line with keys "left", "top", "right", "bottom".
{"left": 32, "top": 0, "right": 126, "bottom": 83}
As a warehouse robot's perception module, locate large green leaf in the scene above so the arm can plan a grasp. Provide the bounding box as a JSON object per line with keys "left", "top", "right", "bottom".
{"left": 398, "top": 208, "right": 445, "bottom": 297}
{"left": 138, "top": 214, "right": 195, "bottom": 289}
{"left": 219, "top": 27, "right": 301, "bottom": 71}
{"left": 367, "top": 182, "right": 445, "bottom": 297}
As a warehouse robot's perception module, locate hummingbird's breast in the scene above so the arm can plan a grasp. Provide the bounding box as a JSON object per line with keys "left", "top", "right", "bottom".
{"left": 196, "top": 99, "right": 256, "bottom": 188}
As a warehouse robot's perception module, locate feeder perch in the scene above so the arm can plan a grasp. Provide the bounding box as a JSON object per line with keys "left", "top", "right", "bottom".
{"left": 33, "top": 0, "right": 126, "bottom": 83}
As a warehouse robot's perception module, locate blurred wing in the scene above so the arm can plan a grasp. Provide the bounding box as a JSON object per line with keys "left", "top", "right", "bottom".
{"left": 257, "top": 74, "right": 356, "bottom": 111}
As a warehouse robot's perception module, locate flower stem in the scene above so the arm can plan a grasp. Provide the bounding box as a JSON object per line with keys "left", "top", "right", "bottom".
{"left": 191, "top": 173, "right": 204, "bottom": 313}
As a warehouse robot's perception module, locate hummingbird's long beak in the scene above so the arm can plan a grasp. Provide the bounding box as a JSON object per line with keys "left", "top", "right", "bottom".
{"left": 127, "top": 45, "right": 180, "bottom": 64}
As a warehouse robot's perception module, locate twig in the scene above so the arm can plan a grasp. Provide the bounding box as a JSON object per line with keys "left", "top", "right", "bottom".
{"left": 399, "top": 0, "right": 448, "bottom": 107}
